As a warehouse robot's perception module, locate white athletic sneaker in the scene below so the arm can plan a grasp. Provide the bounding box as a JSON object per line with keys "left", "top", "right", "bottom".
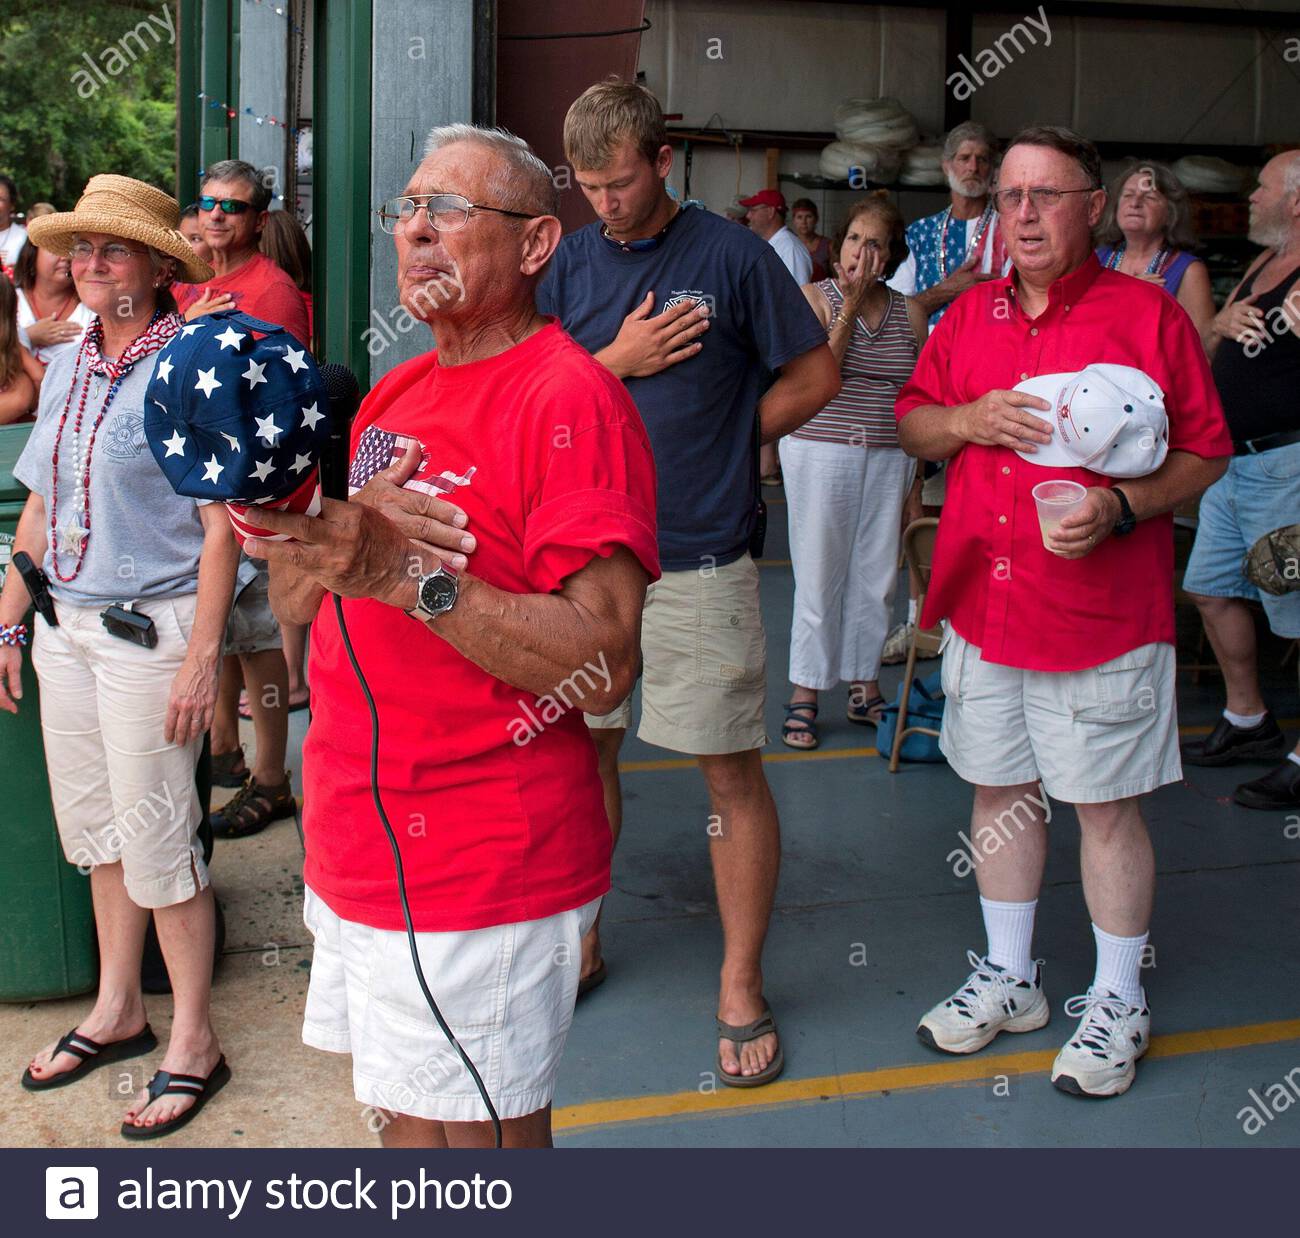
{"left": 881, "top": 621, "right": 942, "bottom": 665}
{"left": 880, "top": 622, "right": 914, "bottom": 665}
{"left": 917, "top": 951, "right": 1050, "bottom": 1054}
{"left": 1051, "top": 988, "right": 1150, "bottom": 1097}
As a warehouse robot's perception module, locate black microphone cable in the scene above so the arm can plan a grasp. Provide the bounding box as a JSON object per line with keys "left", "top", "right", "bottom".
{"left": 318, "top": 365, "right": 502, "bottom": 1148}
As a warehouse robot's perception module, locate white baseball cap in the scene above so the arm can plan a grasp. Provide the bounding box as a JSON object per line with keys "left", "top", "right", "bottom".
{"left": 1013, "top": 363, "right": 1169, "bottom": 478}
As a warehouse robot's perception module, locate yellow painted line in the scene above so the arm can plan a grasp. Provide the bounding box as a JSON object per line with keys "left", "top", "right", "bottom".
{"left": 554, "top": 1017, "right": 1300, "bottom": 1133}
{"left": 620, "top": 746, "right": 876, "bottom": 773}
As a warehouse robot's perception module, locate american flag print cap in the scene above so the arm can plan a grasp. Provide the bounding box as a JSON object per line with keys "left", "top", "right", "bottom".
{"left": 144, "top": 308, "right": 330, "bottom": 504}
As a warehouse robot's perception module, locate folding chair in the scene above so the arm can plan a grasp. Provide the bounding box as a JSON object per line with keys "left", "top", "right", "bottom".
{"left": 889, "top": 517, "right": 942, "bottom": 773}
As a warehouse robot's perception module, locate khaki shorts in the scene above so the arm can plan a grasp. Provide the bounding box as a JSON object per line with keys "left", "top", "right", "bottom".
{"left": 938, "top": 627, "right": 1181, "bottom": 804}
{"left": 224, "top": 560, "right": 281, "bottom": 655}
{"left": 585, "top": 554, "right": 768, "bottom": 755}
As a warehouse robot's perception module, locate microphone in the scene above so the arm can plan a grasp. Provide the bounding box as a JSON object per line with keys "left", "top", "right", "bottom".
{"left": 319, "top": 363, "right": 361, "bottom": 502}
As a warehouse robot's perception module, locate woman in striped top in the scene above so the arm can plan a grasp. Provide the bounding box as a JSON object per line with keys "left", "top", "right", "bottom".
{"left": 780, "top": 193, "right": 928, "bottom": 749}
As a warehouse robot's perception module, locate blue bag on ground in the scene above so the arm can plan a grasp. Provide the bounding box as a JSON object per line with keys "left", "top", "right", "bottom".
{"left": 875, "top": 671, "right": 946, "bottom": 763}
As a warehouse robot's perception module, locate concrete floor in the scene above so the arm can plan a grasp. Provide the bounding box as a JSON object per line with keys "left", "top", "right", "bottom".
{"left": 3, "top": 493, "right": 1298, "bottom": 1148}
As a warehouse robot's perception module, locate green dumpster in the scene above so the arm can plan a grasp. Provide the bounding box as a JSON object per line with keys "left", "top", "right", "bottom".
{"left": 0, "top": 422, "right": 98, "bottom": 1001}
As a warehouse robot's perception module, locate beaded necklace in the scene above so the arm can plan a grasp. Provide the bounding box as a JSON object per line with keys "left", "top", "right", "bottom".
{"left": 938, "top": 203, "right": 994, "bottom": 279}
{"left": 47, "top": 310, "right": 181, "bottom": 581}
{"left": 1105, "top": 243, "right": 1170, "bottom": 277}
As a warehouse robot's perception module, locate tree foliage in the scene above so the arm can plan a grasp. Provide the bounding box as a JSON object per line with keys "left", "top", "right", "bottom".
{"left": 0, "top": 0, "right": 176, "bottom": 209}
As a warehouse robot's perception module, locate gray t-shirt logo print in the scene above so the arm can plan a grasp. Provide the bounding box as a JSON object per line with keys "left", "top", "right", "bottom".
{"left": 102, "top": 412, "right": 146, "bottom": 459}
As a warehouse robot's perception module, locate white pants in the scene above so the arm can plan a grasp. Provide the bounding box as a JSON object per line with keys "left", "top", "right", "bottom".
{"left": 780, "top": 436, "right": 914, "bottom": 689}
{"left": 32, "top": 595, "right": 207, "bottom": 908}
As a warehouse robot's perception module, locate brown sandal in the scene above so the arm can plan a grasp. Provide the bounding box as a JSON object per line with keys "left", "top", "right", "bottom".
{"left": 210, "top": 747, "right": 250, "bottom": 789}
{"left": 211, "top": 775, "right": 295, "bottom": 839}
{"left": 716, "top": 1003, "right": 785, "bottom": 1088}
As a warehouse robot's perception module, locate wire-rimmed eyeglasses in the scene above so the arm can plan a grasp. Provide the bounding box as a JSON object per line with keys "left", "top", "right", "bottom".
{"left": 376, "top": 193, "right": 537, "bottom": 234}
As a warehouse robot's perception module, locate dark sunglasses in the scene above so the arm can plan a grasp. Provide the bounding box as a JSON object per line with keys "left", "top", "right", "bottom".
{"left": 196, "top": 195, "right": 255, "bottom": 215}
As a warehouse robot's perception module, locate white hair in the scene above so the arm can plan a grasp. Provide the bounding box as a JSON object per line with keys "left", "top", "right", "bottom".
{"left": 422, "top": 124, "right": 558, "bottom": 218}
{"left": 1284, "top": 151, "right": 1300, "bottom": 199}
{"left": 943, "top": 121, "right": 996, "bottom": 163}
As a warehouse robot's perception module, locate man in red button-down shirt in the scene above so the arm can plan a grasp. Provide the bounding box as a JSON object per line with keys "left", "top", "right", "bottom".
{"left": 895, "top": 126, "right": 1230, "bottom": 1099}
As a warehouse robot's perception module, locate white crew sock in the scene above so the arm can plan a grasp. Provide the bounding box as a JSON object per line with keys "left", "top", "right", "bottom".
{"left": 1091, "top": 923, "right": 1147, "bottom": 1007}
{"left": 907, "top": 598, "right": 918, "bottom": 625}
{"left": 1288, "top": 752, "right": 1300, "bottom": 769}
{"left": 1224, "top": 707, "right": 1267, "bottom": 729}
{"left": 980, "top": 896, "right": 1037, "bottom": 982}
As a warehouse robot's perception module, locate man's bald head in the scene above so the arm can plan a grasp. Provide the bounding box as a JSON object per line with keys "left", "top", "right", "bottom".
{"left": 1248, "top": 150, "right": 1300, "bottom": 251}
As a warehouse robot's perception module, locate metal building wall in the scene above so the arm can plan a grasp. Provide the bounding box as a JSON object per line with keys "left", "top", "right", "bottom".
{"left": 236, "top": 0, "right": 290, "bottom": 201}
{"left": 367, "top": 0, "right": 477, "bottom": 381}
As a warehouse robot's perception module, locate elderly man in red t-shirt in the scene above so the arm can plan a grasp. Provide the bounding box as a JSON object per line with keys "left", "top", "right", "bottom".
{"left": 896, "top": 126, "right": 1231, "bottom": 1099}
{"left": 247, "top": 126, "right": 658, "bottom": 1148}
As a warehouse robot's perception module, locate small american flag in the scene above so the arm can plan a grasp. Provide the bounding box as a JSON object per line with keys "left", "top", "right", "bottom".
{"left": 348, "top": 427, "right": 428, "bottom": 492}
{"left": 348, "top": 425, "right": 478, "bottom": 502}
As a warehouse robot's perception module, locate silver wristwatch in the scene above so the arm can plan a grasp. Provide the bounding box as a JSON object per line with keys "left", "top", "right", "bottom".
{"left": 408, "top": 563, "right": 458, "bottom": 622}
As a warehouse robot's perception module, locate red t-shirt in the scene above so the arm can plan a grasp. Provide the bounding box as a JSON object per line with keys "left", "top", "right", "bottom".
{"left": 174, "top": 252, "right": 309, "bottom": 346}
{"left": 895, "top": 255, "right": 1232, "bottom": 673}
{"left": 303, "top": 322, "right": 660, "bottom": 932}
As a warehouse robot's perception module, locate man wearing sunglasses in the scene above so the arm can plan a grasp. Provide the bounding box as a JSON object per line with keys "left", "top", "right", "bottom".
{"left": 174, "top": 159, "right": 310, "bottom": 843}
{"left": 174, "top": 160, "right": 308, "bottom": 347}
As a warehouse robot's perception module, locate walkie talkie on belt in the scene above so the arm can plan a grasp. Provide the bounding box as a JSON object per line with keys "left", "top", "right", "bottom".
{"left": 12, "top": 551, "right": 58, "bottom": 627}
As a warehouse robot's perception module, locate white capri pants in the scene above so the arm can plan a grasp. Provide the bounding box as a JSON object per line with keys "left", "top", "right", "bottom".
{"left": 779, "top": 436, "right": 915, "bottom": 688}
{"left": 32, "top": 595, "right": 208, "bottom": 909}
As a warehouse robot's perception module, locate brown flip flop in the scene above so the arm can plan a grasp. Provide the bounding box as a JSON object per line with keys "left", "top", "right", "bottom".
{"left": 716, "top": 1003, "right": 784, "bottom": 1088}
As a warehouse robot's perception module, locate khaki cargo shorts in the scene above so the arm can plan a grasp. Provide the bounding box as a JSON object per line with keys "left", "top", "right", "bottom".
{"left": 585, "top": 554, "right": 768, "bottom": 755}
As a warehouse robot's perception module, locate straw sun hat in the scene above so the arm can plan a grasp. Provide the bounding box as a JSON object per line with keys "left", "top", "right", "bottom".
{"left": 26, "top": 174, "right": 214, "bottom": 283}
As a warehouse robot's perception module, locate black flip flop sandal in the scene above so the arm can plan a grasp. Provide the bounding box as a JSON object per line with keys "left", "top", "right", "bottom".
{"left": 21, "top": 1024, "right": 157, "bottom": 1092}
{"left": 716, "top": 1004, "right": 785, "bottom": 1089}
{"left": 120, "top": 1056, "right": 231, "bottom": 1141}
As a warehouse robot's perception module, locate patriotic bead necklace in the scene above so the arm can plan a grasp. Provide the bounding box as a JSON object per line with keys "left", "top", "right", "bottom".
{"left": 1105, "top": 243, "right": 1170, "bottom": 277}
{"left": 48, "top": 310, "right": 181, "bottom": 581}
{"left": 938, "top": 203, "right": 995, "bottom": 279}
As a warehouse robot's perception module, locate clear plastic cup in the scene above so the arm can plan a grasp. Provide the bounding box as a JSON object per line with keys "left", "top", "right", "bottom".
{"left": 1031, "top": 480, "right": 1087, "bottom": 554}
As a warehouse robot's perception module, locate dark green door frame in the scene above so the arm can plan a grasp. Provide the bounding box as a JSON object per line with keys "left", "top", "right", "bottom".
{"left": 177, "top": 0, "right": 237, "bottom": 203}
{"left": 176, "top": 0, "right": 202, "bottom": 203}
{"left": 314, "top": 0, "right": 373, "bottom": 383}
{"left": 198, "top": 0, "right": 237, "bottom": 180}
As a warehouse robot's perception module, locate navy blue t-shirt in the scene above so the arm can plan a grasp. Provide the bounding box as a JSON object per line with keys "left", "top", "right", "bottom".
{"left": 537, "top": 206, "right": 827, "bottom": 570}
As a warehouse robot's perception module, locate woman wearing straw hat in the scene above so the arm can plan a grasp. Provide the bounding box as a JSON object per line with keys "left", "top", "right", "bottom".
{"left": 0, "top": 175, "right": 241, "bottom": 1140}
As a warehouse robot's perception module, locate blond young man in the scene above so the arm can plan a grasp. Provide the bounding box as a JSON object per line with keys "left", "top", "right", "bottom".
{"left": 538, "top": 80, "right": 839, "bottom": 1086}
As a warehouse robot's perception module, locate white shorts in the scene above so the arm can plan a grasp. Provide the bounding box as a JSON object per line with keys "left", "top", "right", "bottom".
{"left": 301, "top": 888, "right": 601, "bottom": 1124}
{"left": 938, "top": 627, "right": 1181, "bottom": 804}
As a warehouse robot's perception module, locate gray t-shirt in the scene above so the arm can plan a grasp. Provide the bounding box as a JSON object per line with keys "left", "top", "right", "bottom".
{"left": 14, "top": 342, "right": 207, "bottom": 608}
